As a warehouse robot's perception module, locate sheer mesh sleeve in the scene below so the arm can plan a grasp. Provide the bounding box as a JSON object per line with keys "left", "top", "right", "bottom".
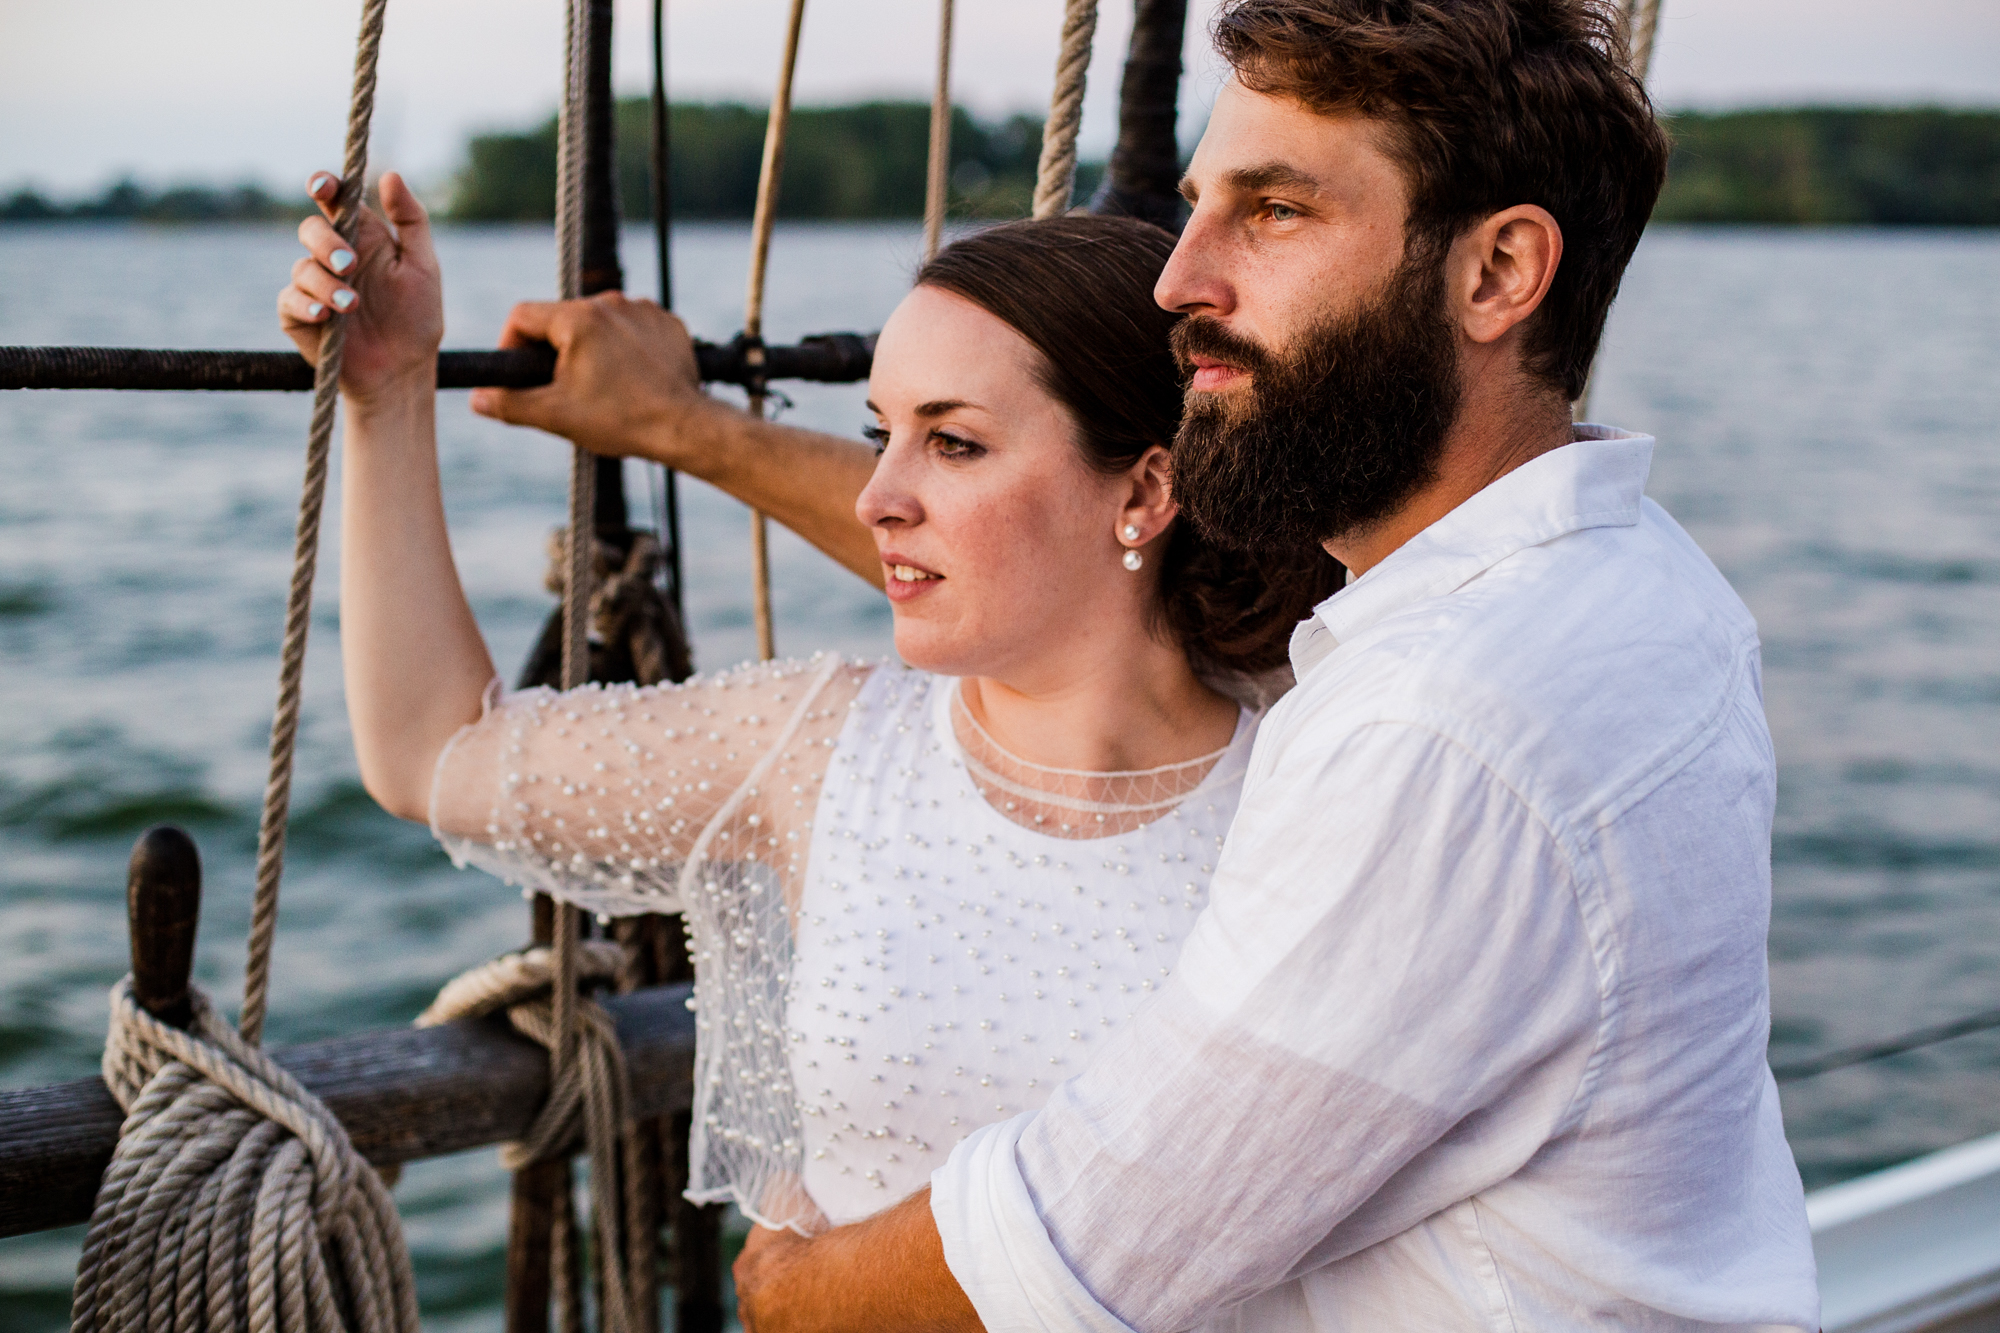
{"left": 430, "top": 651, "right": 874, "bottom": 1232}
{"left": 430, "top": 653, "right": 866, "bottom": 919}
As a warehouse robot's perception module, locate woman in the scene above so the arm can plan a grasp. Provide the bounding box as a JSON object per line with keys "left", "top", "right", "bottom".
{"left": 279, "top": 172, "right": 1339, "bottom": 1232}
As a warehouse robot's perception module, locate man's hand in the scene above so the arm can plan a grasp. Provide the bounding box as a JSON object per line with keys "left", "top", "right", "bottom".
{"left": 732, "top": 1189, "right": 983, "bottom": 1333}
{"left": 471, "top": 293, "right": 733, "bottom": 469}
{"left": 469, "top": 291, "right": 885, "bottom": 587}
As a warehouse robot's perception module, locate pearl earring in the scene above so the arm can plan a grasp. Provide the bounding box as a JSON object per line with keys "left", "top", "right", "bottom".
{"left": 1121, "top": 523, "right": 1141, "bottom": 542}
{"left": 1122, "top": 549, "right": 1144, "bottom": 571}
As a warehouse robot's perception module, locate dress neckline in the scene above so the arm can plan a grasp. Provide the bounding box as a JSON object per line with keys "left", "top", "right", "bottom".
{"left": 931, "top": 676, "right": 1257, "bottom": 846}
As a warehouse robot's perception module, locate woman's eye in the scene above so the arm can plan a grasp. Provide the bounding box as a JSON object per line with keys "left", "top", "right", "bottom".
{"left": 861, "top": 423, "right": 890, "bottom": 454}
{"left": 929, "top": 429, "right": 983, "bottom": 459}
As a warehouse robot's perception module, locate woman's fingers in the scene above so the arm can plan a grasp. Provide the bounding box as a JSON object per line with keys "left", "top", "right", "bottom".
{"left": 299, "top": 170, "right": 402, "bottom": 276}
{"left": 307, "top": 171, "right": 340, "bottom": 217}
{"left": 289, "top": 253, "right": 359, "bottom": 313}
{"left": 279, "top": 284, "right": 332, "bottom": 325}
{"left": 297, "top": 213, "right": 358, "bottom": 281}
{"left": 377, "top": 172, "right": 435, "bottom": 263}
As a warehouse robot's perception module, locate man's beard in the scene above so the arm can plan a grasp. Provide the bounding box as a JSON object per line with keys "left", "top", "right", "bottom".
{"left": 1169, "top": 249, "right": 1463, "bottom": 554}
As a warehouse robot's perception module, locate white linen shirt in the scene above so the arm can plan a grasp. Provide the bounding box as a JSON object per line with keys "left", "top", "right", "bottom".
{"left": 931, "top": 429, "right": 1820, "bottom": 1332}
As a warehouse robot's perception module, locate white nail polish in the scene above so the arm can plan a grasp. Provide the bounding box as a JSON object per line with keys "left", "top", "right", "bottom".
{"left": 307, "top": 173, "right": 332, "bottom": 195}
{"left": 307, "top": 302, "right": 325, "bottom": 318}
{"left": 331, "top": 290, "right": 355, "bottom": 311}
{"left": 330, "top": 249, "right": 355, "bottom": 273}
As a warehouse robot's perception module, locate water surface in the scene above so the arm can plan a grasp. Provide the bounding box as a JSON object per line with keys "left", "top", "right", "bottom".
{"left": 1, "top": 221, "right": 1996, "bottom": 1328}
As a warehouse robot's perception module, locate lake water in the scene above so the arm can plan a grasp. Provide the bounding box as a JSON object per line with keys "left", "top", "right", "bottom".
{"left": 2, "top": 221, "right": 1997, "bottom": 1328}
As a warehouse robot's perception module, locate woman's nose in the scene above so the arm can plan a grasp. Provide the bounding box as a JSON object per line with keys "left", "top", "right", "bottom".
{"left": 855, "top": 438, "right": 923, "bottom": 529}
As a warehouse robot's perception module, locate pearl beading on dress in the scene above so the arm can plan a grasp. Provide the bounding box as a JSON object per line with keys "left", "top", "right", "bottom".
{"left": 428, "top": 654, "right": 1257, "bottom": 1236}
{"left": 782, "top": 667, "right": 1251, "bottom": 1226}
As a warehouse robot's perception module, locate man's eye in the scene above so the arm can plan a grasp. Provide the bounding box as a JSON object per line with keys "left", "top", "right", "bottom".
{"left": 861, "top": 424, "right": 890, "bottom": 454}
{"left": 1269, "top": 203, "right": 1299, "bottom": 222}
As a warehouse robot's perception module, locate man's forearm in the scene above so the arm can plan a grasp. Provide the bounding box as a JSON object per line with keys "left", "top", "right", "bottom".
{"left": 735, "top": 1189, "right": 981, "bottom": 1333}
{"left": 657, "top": 403, "right": 882, "bottom": 588}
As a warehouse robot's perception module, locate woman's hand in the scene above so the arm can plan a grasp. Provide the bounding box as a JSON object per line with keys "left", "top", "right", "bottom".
{"left": 278, "top": 170, "right": 444, "bottom": 407}
{"left": 470, "top": 292, "right": 728, "bottom": 466}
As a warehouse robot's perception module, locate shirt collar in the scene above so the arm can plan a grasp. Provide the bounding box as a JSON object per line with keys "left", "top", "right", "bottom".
{"left": 1288, "top": 426, "right": 1656, "bottom": 677}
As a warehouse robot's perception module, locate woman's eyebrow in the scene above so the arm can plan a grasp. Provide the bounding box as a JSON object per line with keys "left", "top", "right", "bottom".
{"left": 913, "top": 398, "right": 978, "bottom": 418}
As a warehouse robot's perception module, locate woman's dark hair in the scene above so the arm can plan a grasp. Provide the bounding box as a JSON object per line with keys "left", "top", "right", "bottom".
{"left": 916, "top": 215, "right": 1343, "bottom": 678}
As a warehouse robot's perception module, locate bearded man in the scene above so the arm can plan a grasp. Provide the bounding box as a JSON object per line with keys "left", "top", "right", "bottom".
{"left": 475, "top": 0, "right": 1819, "bottom": 1326}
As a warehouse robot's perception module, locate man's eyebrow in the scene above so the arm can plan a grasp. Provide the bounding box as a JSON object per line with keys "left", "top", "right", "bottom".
{"left": 1218, "top": 162, "right": 1326, "bottom": 197}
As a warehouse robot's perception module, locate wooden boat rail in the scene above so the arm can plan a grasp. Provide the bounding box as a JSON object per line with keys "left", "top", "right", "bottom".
{"left": 0, "top": 826, "right": 697, "bottom": 1245}
{"left": 0, "top": 982, "right": 697, "bottom": 1240}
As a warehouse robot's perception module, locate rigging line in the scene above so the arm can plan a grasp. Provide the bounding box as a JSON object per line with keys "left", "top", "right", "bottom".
{"left": 741, "top": 0, "right": 809, "bottom": 662}
{"left": 1033, "top": 0, "right": 1100, "bottom": 219}
{"left": 1572, "top": 0, "right": 1665, "bottom": 422}
{"left": 238, "top": 0, "right": 389, "bottom": 1049}
{"left": 548, "top": 7, "right": 601, "bottom": 1332}
{"left": 651, "top": 0, "right": 685, "bottom": 620}
{"left": 1772, "top": 1006, "right": 2000, "bottom": 1084}
{"left": 924, "top": 0, "right": 956, "bottom": 261}
{"left": 1628, "top": 0, "right": 1664, "bottom": 85}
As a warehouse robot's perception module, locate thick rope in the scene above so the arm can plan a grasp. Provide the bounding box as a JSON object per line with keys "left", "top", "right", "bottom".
{"left": 241, "top": 0, "right": 390, "bottom": 1050}
{"left": 924, "top": 0, "right": 957, "bottom": 260}
{"left": 72, "top": 981, "right": 418, "bottom": 1333}
{"left": 421, "top": 944, "right": 643, "bottom": 1333}
{"left": 1575, "top": 0, "right": 1666, "bottom": 421}
{"left": 1032, "top": 0, "right": 1099, "bottom": 219}
{"left": 741, "top": 0, "right": 810, "bottom": 662}
{"left": 73, "top": 6, "right": 423, "bottom": 1330}
{"left": 1627, "top": 0, "right": 1664, "bottom": 83}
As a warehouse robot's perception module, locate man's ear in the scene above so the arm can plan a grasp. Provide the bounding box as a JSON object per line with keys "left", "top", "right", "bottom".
{"left": 1452, "top": 205, "right": 1563, "bottom": 346}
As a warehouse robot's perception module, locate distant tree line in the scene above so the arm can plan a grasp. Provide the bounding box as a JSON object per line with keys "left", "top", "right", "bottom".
{"left": 450, "top": 99, "right": 1094, "bottom": 223}
{"left": 0, "top": 179, "right": 304, "bottom": 223}
{"left": 5, "top": 104, "right": 1996, "bottom": 226}
{"left": 1653, "top": 108, "right": 2000, "bottom": 226}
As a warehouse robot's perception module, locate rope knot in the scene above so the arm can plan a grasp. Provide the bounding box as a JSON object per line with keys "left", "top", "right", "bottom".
{"left": 417, "top": 940, "right": 634, "bottom": 1169}
{"left": 74, "top": 978, "right": 418, "bottom": 1333}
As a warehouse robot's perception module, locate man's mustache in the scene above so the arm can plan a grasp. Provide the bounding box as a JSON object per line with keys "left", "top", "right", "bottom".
{"left": 1170, "top": 315, "right": 1283, "bottom": 383}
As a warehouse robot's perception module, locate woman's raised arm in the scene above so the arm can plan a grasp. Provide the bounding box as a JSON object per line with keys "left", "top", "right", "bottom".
{"left": 280, "top": 170, "right": 495, "bottom": 822}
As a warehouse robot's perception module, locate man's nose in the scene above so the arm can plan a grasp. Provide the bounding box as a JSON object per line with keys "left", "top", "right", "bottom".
{"left": 1155, "top": 208, "right": 1236, "bottom": 318}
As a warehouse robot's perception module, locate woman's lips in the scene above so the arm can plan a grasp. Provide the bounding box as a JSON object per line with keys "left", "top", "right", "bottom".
{"left": 882, "top": 558, "right": 942, "bottom": 603}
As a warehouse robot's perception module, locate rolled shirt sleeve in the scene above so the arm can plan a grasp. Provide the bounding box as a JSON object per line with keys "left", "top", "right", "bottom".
{"left": 932, "top": 719, "right": 1604, "bottom": 1333}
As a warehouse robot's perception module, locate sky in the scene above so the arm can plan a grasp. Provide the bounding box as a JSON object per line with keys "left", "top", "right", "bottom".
{"left": 2, "top": 0, "right": 1998, "bottom": 195}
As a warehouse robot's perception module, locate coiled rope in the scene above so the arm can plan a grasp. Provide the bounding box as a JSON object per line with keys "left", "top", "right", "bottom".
{"left": 74, "top": 984, "right": 418, "bottom": 1333}
{"left": 1033, "top": 0, "right": 1100, "bottom": 219}
{"left": 71, "top": 2, "right": 423, "bottom": 1330}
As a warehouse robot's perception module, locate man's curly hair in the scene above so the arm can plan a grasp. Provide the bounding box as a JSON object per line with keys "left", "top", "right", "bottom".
{"left": 1214, "top": 0, "right": 1670, "bottom": 400}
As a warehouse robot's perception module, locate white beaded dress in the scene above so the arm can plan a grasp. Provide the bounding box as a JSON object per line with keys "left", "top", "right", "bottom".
{"left": 431, "top": 655, "right": 1258, "bottom": 1232}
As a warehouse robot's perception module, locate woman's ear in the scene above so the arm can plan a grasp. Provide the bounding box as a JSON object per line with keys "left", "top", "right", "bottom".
{"left": 1118, "top": 444, "right": 1180, "bottom": 547}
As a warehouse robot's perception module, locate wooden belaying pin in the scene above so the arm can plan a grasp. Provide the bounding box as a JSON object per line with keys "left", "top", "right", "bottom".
{"left": 127, "top": 825, "right": 201, "bottom": 1030}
